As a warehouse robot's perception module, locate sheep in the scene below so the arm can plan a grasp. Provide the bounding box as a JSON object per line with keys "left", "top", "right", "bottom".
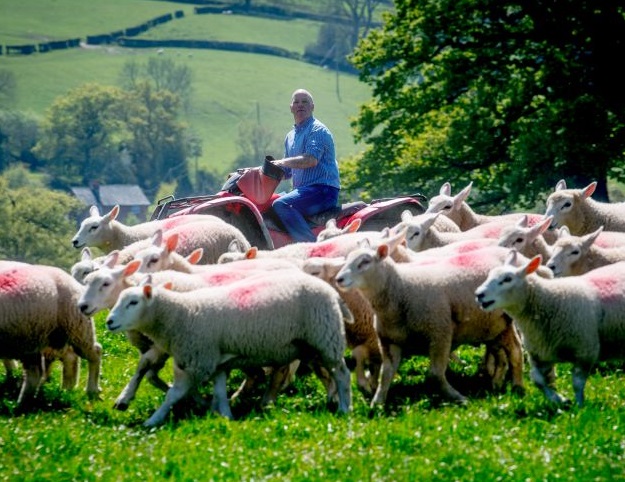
{"left": 71, "top": 204, "right": 226, "bottom": 252}
{"left": 333, "top": 238, "right": 526, "bottom": 407}
{"left": 301, "top": 256, "right": 382, "bottom": 396}
{"left": 545, "top": 226, "right": 625, "bottom": 277}
{"left": 426, "top": 181, "right": 538, "bottom": 231}
{"left": 496, "top": 215, "right": 555, "bottom": 259}
{"left": 70, "top": 247, "right": 101, "bottom": 284}
{"left": 0, "top": 261, "right": 101, "bottom": 407}
{"left": 217, "top": 229, "right": 390, "bottom": 264}
{"left": 316, "top": 218, "right": 362, "bottom": 241}
{"left": 475, "top": 251, "right": 625, "bottom": 406}
{"left": 544, "top": 179, "right": 625, "bottom": 235}
{"left": 78, "top": 257, "right": 308, "bottom": 409}
{"left": 105, "top": 270, "right": 353, "bottom": 427}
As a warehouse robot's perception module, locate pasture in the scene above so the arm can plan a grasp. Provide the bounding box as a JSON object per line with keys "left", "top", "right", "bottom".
{"left": 0, "top": 0, "right": 371, "bottom": 175}
{"left": 1, "top": 319, "right": 625, "bottom": 481}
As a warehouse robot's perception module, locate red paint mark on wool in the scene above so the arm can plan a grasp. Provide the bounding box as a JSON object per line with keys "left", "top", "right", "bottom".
{"left": 478, "top": 226, "right": 502, "bottom": 238}
{"left": 161, "top": 218, "right": 191, "bottom": 230}
{"left": 585, "top": 275, "right": 622, "bottom": 302}
{"left": 448, "top": 252, "right": 481, "bottom": 268}
{"left": 202, "top": 272, "right": 245, "bottom": 285}
{"left": 307, "top": 242, "right": 341, "bottom": 258}
{"left": 0, "top": 268, "right": 27, "bottom": 294}
{"left": 229, "top": 283, "right": 262, "bottom": 309}
{"left": 454, "top": 241, "right": 488, "bottom": 253}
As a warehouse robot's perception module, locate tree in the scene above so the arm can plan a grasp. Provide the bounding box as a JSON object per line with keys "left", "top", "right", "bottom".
{"left": 234, "top": 119, "right": 282, "bottom": 169}
{"left": 0, "top": 69, "right": 16, "bottom": 108}
{"left": 0, "top": 110, "right": 40, "bottom": 171}
{"left": 0, "top": 174, "right": 84, "bottom": 270}
{"left": 346, "top": 0, "right": 625, "bottom": 208}
{"left": 34, "top": 83, "right": 127, "bottom": 187}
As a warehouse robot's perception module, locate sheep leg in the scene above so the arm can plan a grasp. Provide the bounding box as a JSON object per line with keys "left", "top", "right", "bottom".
{"left": 498, "top": 324, "right": 525, "bottom": 394}
{"left": 327, "top": 358, "right": 352, "bottom": 414}
{"left": 530, "top": 357, "right": 568, "bottom": 405}
{"left": 211, "top": 370, "right": 234, "bottom": 420}
{"left": 114, "top": 346, "right": 170, "bottom": 411}
{"left": 144, "top": 364, "right": 194, "bottom": 428}
{"left": 230, "top": 367, "right": 266, "bottom": 403}
{"left": 371, "top": 342, "right": 402, "bottom": 406}
{"left": 260, "top": 364, "right": 294, "bottom": 407}
{"left": 2, "top": 359, "right": 18, "bottom": 381}
{"left": 67, "top": 327, "right": 102, "bottom": 399}
{"left": 48, "top": 346, "right": 80, "bottom": 390}
{"left": 17, "top": 354, "right": 45, "bottom": 407}
{"left": 571, "top": 363, "right": 592, "bottom": 407}
{"left": 351, "top": 345, "right": 374, "bottom": 395}
{"left": 428, "top": 340, "right": 466, "bottom": 403}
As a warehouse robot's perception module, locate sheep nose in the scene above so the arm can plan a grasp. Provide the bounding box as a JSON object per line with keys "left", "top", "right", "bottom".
{"left": 106, "top": 318, "right": 114, "bottom": 328}
{"left": 72, "top": 239, "right": 79, "bottom": 248}
{"left": 79, "top": 303, "right": 89, "bottom": 314}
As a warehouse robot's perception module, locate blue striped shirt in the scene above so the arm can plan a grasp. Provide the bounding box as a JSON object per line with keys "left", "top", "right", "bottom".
{"left": 282, "top": 116, "right": 340, "bottom": 189}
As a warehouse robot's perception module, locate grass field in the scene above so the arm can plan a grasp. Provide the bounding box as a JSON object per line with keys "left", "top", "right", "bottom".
{"left": 0, "top": 0, "right": 371, "bottom": 177}
{"left": 1, "top": 313, "right": 625, "bottom": 481}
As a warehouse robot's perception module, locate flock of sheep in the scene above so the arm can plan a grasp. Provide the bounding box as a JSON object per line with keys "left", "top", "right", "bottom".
{"left": 3, "top": 178, "right": 625, "bottom": 427}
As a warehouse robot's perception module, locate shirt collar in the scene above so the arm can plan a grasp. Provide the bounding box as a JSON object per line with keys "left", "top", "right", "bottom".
{"left": 294, "top": 116, "right": 314, "bottom": 132}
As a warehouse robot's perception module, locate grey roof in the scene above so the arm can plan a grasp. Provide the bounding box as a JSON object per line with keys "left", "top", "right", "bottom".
{"left": 99, "top": 184, "right": 151, "bottom": 207}
{"left": 70, "top": 187, "right": 98, "bottom": 206}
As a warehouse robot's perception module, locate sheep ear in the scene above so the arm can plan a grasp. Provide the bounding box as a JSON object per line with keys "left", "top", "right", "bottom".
{"left": 325, "top": 218, "right": 337, "bottom": 229}
{"left": 558, "top": 225, "right": 571, "bottom": 238}
{"left": 516, "top": 215, "right": 529, "bottom": 227}
{"left": 245, "top": 247, "right": 258, "bottom": 259}
{"left": 454, "top": 182, "right": 472, "bottom": 207}
{"left": 162, "top": 282, "right": 174, "bottom": 290}
{"left": 89, "top": 205, "right": 100, "bottom": 217}
{"left": 583, "top": 227, "right": 603, "bottom": 247}
{"left": 228, "top": 239, "right": 244, "bottom": 253}
{"left": 345, "top": 218, "right": 361, "bottom": 233}
{"left": 582, "top": 182, "right": 597, "bottom": 199}
{"left": 376, "top": 243, "right": 390, "bottom": 260}
{"left": 186, "top": 248, "right": 203, "bottom": 265}
{"left": 104, "top": 205, "right": 120, "bottom": 222}
{"left": 165, "top": 233, "right": 179, "bottom": 253}
{"left": 505, "top": 249, "right": 519, "bottom": 266}
{"left": 357, "top": 238, "right": 371, "bottom": 249}
{"left": 534, "top": 216, "right": 553, "bottom": 235}
{"left": 151, "top": 229, "right": 164, "bottom": 246}
{"left": 80, "top": 247, "right": 92, "bottom": 261}
{"left": 103, "top": 251, "right": 119, "bottom": 268}
{"left": 440, "top": 182, "right": 452, "bottom": 196}
{"left": 400, "top": 210, "right": 414, "bottom": 222}
{"left": 143, "top": 284, "right": 153, "bottom": 299}
{"left": 525, "top": 255, "right": 543, "bottom": 275}
{"left": 555, "top": 179, "right": 567, "bottom": 191}
{"left": 385, "top": 226, "right": 407, "bottom": 253}
{"left": 124, "top": 260, "right": 142, "bottom": 277}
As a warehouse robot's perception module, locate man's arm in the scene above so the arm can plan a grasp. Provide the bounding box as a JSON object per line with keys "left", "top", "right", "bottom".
{"left": 273, "top": 153, "right": 318, "bottom": 169}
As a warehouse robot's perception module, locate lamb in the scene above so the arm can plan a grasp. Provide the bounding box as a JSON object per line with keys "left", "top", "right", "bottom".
{"left": 105, "top": 270, "right": 353, "bottom": 427}
{"left": 70, "top": 247, "right": 100, "bottom": 284}
{"left": 475, "top": 251, "right": 625, "bottom": 406}
{"left": 545, "top": 226, "right": 625, "bottom": 277}
{"left": 496, "top": 215, "right": 555, "bottom": 259}
{"left": 301, "top": 256, "right": 382, "bottom": 396}
{"left": 316, "top": 218, "right": 362, "bottom": 241}
{"left": 333, "top": 238, "right": 526, "bottom": 407}
{"left": 544, "top": 179, "right": 625, "bottom": 235}
{"left": 71, "top": 204, "right": 225, "bottom": 252}
{"left": 0, "top": 261, "right": 101, "bottom": 407}
{"left": 217, "top": 229, "right": 390, "bottom": 264}
{"left": 426, "top": 181, "right": 538, "bottom": 231}
{"left": 78, "top": 256, "right": 307, "bottom": 409}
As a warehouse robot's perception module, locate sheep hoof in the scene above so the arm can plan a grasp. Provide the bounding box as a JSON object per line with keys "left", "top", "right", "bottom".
{"left": 114, "top": 401, "right": 130, "bottom": 411}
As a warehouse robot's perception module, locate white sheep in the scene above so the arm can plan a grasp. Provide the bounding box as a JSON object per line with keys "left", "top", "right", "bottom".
{"left": 316, "top": 218, "right": 362, "bottom": 241}
{"left": 333, "top": 238, "right": 525, "bottom": 407}
{"left": 544, "top": 179, "right": 625, "bottom": 235}
{"left": 70, "top": 247, "right": 101, "bottom": 284}
{"left": 78, "top": 257, "right": 309, "bottom": 409}
{"left": 71, "top": 204, "right": 226, "bottom": 252}
{"left": 301, "top": 256, "right": 382, "bottom": 396}
{"left": 426, "top": 181, "right": 536, "bottom": 231}
{"left": 545, "top": 226, "right": 625, "bottom": 276}
{"left": 218, "top": 229, "right": 390, "bottom": 264}
{"left": 475, "top": 251, "right": 625, "bottom": 406}
{"left": 105, "top": 270, "right": 353, "bottom": 426}
{"left": 496, "top": 215, "right": 555, "bottom": 259}
{"left": 0, "top": 261, "right": 101, "bottom": 407}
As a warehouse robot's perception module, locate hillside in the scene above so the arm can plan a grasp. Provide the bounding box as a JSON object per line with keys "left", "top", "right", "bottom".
{"left": 0, "top": 0, "right": 372, "bottom": 178}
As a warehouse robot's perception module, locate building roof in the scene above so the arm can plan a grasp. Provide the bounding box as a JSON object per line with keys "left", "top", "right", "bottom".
{"left": 98, "top": 184, "right": 151, "bottom": 207}
{"left": 70, "top": 187, "right": 98, "bottom": 206}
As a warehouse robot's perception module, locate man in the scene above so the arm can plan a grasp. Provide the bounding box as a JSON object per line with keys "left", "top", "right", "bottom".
{"left": 271, "top": 89, "right": 340, "bottom": 242}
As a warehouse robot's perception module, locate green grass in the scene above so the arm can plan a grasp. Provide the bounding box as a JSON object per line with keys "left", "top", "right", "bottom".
{"left": 0, "top": 1, "right": 371, "bottom": 177}
{"left": 1, "top": 314, "right": 625, "bottom": 481}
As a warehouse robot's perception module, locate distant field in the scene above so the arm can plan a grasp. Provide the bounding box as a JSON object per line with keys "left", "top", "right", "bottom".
{"left": 0, "top": 1, "right": 372, "bottom": 177}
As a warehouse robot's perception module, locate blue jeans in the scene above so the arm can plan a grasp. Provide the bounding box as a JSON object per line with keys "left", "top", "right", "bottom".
{"left": 272, "top": 185, "right": 339, "bottom": 242}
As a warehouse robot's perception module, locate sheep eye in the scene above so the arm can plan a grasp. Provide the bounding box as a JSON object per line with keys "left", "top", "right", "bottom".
{"left": 561, "top": 202, "right": 571, "bottom": 210}
{"left": 443, "top": 204, "right": 452, "bottom": 211}
{"left": 571, "top": 250, "right": 580, "bottom": 256}
{"left": 89, "top": 226, "right": 98, "bottom": 232}
{"left": 127, "top": 300, "right": 138, "bottom": 308}
{"left": 515, "top": 237, "right": 524, "bottom": 244}
{"left": 500, "top": 275, "right": 512, "bottom": 285}
{"left": 102, "top": 281, "right": 110, "bottom": 288}
{"left": 357, "top": 258, "right": 370, "bottom": 270}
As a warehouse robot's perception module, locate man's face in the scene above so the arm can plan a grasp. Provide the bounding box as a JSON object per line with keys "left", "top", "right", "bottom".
{"left": 290, "top": 92, "right": 314, "bottom": 124}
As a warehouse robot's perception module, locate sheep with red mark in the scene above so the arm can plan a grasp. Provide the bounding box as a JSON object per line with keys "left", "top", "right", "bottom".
{"left": 0, "top": 261, "right": 101, "bottom": 408}
{"left": 105, "top": 270, "right": 353, "bottom": 426}
{"left": 426, "top": 181, "right": 540, "bottom": 231}
{"left": 545, "top": 179, "right": 625, "bottom": 235}
{"left": 301, "top": 256, "right": 382, "bottom": 396}
{"left": 333, "top": 239, "right": 525, "bottom": 407}
{"left": 71, "top": 204, "right": 225, "bottom": 252}
{"left": 545, "top": 226, "right": 625, "bottom": 277}
{"left": 476, "top": 251, "right": 625, "bottom": 406}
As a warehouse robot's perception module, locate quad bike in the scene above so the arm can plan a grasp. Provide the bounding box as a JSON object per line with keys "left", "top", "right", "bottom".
{"left": 150, "top": 157, "right": 427, "bottom": 250}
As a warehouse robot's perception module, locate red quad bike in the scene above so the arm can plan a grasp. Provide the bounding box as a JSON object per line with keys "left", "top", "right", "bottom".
{"left": 150, "top": 157, "right": 427, "bottom": 250}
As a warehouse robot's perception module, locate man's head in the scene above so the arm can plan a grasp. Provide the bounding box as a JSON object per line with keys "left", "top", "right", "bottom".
{"left": 290, "top": 89, "right": 314, "bottom": 125}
